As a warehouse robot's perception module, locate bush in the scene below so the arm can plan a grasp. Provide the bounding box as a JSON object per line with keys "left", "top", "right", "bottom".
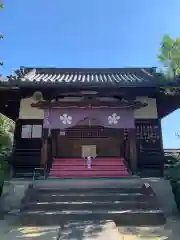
{"left": 0, "top": 150, "right": 11, "bottom": 196}
{"left": 165, "top": 157, "right": 180, "bottom": 210}
{"left": 171, "top": 180, "right": 180, "bottom": 210}
{"left": 0, "top": 115, "right": 14, "bottom": 196}
{"left": 164, "top": 155, "right": 179, "bottom": 167}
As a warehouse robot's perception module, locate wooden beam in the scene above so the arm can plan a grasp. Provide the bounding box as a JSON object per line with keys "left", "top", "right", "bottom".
{"left": 31, "top": 99, "right": 147, "bottom": 109}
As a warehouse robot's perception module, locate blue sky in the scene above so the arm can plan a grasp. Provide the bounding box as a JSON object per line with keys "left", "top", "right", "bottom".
{"left": 1, "top": 0, "right": 180, "bottom": 148}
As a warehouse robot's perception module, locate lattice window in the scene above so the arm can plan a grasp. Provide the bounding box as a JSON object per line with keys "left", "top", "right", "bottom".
{"left": 21, "top": 124, "right": 42, "bottom": 139}
{"left": 66, "top": 126, "right": 122, "bottom": 139}
{"left": 136, "top": 124, "right": 160, "bottom": 142}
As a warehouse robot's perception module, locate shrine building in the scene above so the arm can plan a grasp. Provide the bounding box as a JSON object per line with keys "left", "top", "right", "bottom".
{"left": 0, "top": 67, "right": 179, "bottom": 178}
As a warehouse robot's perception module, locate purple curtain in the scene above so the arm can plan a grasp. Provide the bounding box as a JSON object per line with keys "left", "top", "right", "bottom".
{"left": 43, "top": 108, "right": 134, "bottom": 129}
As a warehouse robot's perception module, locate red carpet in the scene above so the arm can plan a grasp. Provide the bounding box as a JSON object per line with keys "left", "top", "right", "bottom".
{"left": 49, "top": 158, "right": 129, "bottom": 178}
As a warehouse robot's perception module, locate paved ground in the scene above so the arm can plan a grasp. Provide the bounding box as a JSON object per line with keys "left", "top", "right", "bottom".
{"left": 0, "top": 216, "right": 180, "bottom": 239}
{"left": 118, "top": 217, "right": 180, "bottom": 240}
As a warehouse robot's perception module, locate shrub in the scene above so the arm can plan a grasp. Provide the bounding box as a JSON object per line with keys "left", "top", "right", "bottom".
{"left": 165, "top": 156, "right": 180, "bottom": 210}
{"left": 0, "top": 150, "right": 11, "bottom": 196}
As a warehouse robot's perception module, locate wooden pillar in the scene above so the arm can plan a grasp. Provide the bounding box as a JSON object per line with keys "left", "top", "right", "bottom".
{"left": 156, "top": 97, "right": 165, "bottom": 176}
{"left": 41, "top": 128, "right": 49, "bottom": 167}
{"left": 129, "top": 128, "right": 137, "bottom": 173}
{"left": 51, "top": 130, "right": 57, "bottom": 157}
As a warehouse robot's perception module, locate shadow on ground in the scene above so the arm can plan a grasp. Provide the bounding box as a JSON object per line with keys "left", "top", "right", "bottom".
{"left": 117, "top": 217, "right": 180, "bottom": 240}
{"left": 4, "top": 220, "right": 115, "bottom": 239}
{"left": 2, "top": 217, "right": 180, "bottom": 239}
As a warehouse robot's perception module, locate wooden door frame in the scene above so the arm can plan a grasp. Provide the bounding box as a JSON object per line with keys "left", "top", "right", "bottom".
{"left": 128, "top": 128, "right": 137, "bottom": 173}
{"left": 49, "top": 127, "right": 135, "bottom": 164}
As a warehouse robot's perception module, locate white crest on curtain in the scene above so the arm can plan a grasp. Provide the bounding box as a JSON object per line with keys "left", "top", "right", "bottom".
{"left": 108, "top": 113, "right": 120, "bottom": 124}
{"left": 60, "top": 113, "right": 72, "bottom": 124}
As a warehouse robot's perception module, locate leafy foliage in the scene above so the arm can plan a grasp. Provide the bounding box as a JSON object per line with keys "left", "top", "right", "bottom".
{"left": 0, "top": 154, "right": 9, "bottom": 183}
{"left": 0, "top": 115, "right": 14, "bottom": 189}
{"left": 0, "top": 114, "right": 14, "bottom": 152}
{"left": 158, "top": 35, "right": 180, "bottom": 79}
{"left": 165, "top": 155, "right": 180, "bottom": 210}
{"left": 158, "top": 35, "right": 180, "bottom": 96}
{"left": 166, "top": 162, "right": 180, "bottom": 181}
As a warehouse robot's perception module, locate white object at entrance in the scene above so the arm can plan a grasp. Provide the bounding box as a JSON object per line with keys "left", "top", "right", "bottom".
{"left": 87, "top": 156, "right": 92, "bottom": 169}
{"left": 81, "top": 145, "right": 96, "bottom": 158}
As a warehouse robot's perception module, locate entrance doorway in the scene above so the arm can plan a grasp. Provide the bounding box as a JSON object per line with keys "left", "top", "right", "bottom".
{"left": 51, "top": 126, "right": 127, "bottom": 159}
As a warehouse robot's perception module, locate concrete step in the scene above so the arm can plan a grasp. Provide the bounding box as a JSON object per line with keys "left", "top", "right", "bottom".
{"left": 52, "top": 162, "right": 126, "bottom": 166}
{"left": 48, "top": 170, "right": 128, "bottom": 177}
{"left": 33, "top": 178, "right": 144, "bottom": 189}
{"left": 29, "top": 192, "right": 152, "bottom": 202}
{"left": 35, "top": 187, "right": 145, "bottom": 195}
{"left": 50, "top": 165, "right": 128, "bottom": 171}
{"left": 53, "top": 158, "right": 125, "bottom": 164}
{"left": 17, "top": 209, "right": 165, "bottom": 226}
{"left": 16, "top": 181, "right": 165, "bottom": 226}
{"left": 22, "top": 201, "right": 158, "bottom": 211}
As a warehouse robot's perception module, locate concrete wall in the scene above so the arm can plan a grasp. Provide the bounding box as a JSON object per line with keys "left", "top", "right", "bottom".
{"left": 134, "top": 97, "right": 157, "bottom": 119}
{"left": 19, "top": 96, "right": 158, "bottom": 120}
{"left": 19, "top": 97, "right": 44, "bottom": 119}
{"left": 0, "top": 181, "right": 32, "bottom": 213}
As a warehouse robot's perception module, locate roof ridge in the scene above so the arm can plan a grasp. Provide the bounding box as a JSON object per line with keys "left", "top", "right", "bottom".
{"left": 20, "top": 66, "right": 154, "bottom": 72}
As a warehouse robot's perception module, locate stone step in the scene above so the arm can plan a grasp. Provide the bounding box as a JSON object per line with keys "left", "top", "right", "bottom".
{"left": 22, "top": 201, "right": 158, "bottom": 211}
{"left": 48, "top": 171, "right": 128, "bottom": 178}
{"left": 17, "top": 209, "right": 165, "bottom": 226}
{"left": 53, "top": 158, "right": 125, "bottom": 165}
{"left": 35, "top": 186, "right": 145, "bottom": 195}
{"left": 33, "top": 178, "right": 144, "bottom": 189}
{"left": 52, "top": 162, "right": 126, "bottom": 167}
{"left": 29, "top": 192, "right": 153, "bottom": 202}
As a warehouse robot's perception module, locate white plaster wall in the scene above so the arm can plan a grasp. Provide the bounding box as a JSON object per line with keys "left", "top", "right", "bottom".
{"left": 19, "top": 97, "right": 44, "bottom": 119}
{"left": 134, "top": 97, "right": 158, "bottom": 119}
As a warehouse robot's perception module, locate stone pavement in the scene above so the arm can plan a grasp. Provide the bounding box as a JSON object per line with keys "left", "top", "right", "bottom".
{"left": 0, "top": 220, "right": 121, "bottom": 240}
{"left": 0, "top": 217, "right": 180, "bottom": 239}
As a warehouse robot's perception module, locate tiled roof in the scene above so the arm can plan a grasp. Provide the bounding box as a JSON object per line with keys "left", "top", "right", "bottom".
{"left": 4, "top": 67, "right": 165, "bottom": 87}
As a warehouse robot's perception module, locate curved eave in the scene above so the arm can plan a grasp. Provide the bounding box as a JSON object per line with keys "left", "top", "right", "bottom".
{"left": 0, "top": 82, "right": 169, "bottom": 94}
{"left": 0, "top": 82, "right": 20, "bottom": 90}
{"left": 1, "top": 80, "right": 160, "bottom": 88}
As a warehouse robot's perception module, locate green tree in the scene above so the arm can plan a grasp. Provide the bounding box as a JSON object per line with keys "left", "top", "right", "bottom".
{"left": 158, "top": 34, "right": 180, "bottom": 80}
{"left": 158, "top": 35, "right": 180, "bottom": 95}
{"left": 0, "top": 114, "right": 14, "bottom": 152}
{"left": 0, "top": 115, "right": 14, "bottom": 189}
